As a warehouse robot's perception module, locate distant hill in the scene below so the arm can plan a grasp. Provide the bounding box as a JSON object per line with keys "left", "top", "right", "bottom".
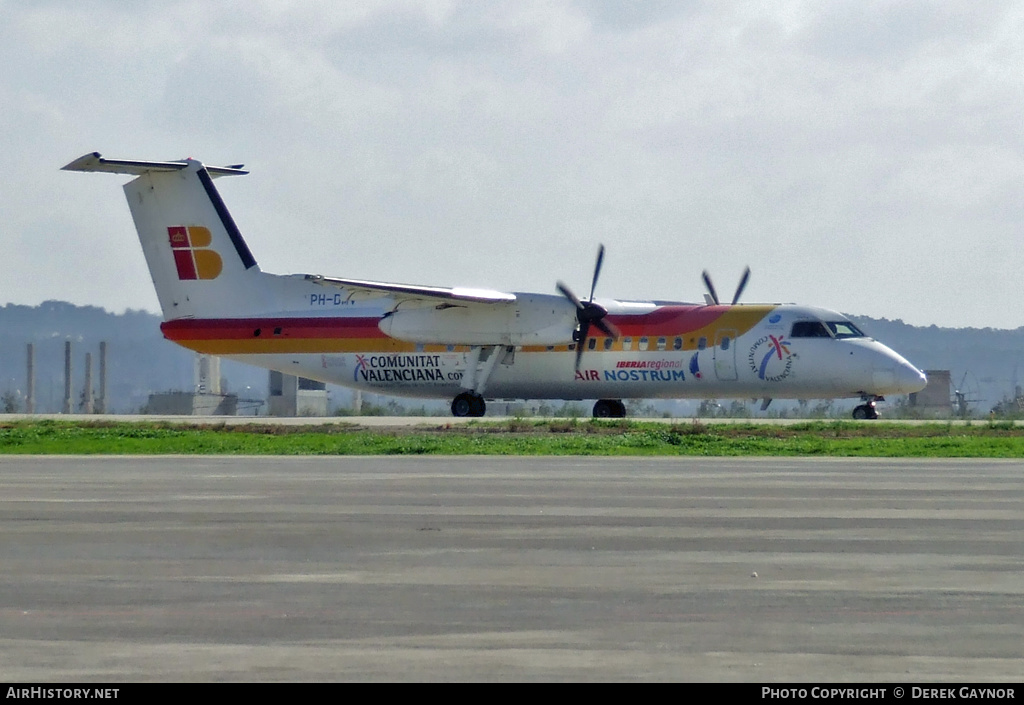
{"left": 848, "top": 315, "right": 1024, "bottom": 413}
{"left": 1, "top": 301, "right": 1021, "bottom": 416}
{"left": 0, "top": 301, "right": 266, "bottom": 413}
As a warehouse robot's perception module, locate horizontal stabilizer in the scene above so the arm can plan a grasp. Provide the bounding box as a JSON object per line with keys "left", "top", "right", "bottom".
{"left": 307, "top": 274, "right": 517, "bottom": 305}
{"left": 61, "top": 152, "right": 248, "bottom": 178}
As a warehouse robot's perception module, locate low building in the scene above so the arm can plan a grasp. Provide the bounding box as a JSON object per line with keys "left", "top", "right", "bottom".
{"left": 268, "top": 371, "right": 328, "bottom": 416}
{"left": 145, "top": 354, "right": 238, "bottom": 416}
{"left": 146, "top": 391, "right": 238, "bottom": 415}
{"left": 908, "top": 369, "right": 951, "bottom": 417}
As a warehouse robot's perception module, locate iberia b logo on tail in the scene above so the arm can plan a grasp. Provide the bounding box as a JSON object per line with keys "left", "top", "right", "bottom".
{"left": 168, "top": 226, "right": 223, "bottom": 280}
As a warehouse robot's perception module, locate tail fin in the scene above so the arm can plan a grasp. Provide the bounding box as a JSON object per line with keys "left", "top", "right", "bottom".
{"left": 63, "top": 152, "right": 269, "bottom": 320}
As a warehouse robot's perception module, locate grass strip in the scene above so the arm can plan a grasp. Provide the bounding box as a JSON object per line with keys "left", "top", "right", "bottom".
{"left": 2, "top": 419, "right": 1024, "bottom": 457}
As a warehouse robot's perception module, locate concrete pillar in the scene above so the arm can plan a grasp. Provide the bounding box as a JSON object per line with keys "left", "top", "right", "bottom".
{"left": 83, "top": 352, "right": 94, "bottom": 414}
{"left": 63, "top": 341, "right": 72, "bottom": 414}
{"left": 26, "top": 343, "right": 34, "bottom": 414}
{"left": 97, "top": 341, "right": 107, "bottom": 414}
{"left": 196, "top": 355, "right": 221, "bottom": 395}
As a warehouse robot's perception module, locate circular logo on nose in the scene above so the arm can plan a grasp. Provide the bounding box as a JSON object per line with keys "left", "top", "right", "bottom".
{"left": 748, "top": 335, "right": 793, "bottom": 382}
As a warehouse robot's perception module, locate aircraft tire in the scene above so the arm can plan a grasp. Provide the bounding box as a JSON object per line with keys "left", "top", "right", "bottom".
{"left": 452, "top": 392, "right": 486, "bottom": 418}
{"left": 852, "top": 404, "right": 878, "bottom": 420}
{"left": 451, "top": 393, "right": 474, "bottom": 417}
{"left": 593, "top": 399, "right": 626, "bottom": 418}
{"left": 469, "top": 395, "right": 486, "bottom": 417}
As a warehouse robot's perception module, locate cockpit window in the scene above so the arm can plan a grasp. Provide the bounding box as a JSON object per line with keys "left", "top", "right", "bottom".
{"left": 791, "top": 320, "right": 867, "bottom": 339}
{"left": 790, "top": 321, "right": 830, "bottom": 338}
{"left": 826, "top": 321, "right": 865, "bottom": 339}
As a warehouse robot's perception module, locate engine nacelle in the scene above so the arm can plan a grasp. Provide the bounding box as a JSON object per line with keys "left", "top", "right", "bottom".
{"left": 378, "top": 295, "right": 576, "bottom": 346}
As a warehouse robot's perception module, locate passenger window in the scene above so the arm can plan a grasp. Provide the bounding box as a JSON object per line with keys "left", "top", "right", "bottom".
{"left": 656, "top": 337, "right": 666, "bottom": 351}
{"left": 720, "top": 337, "right": 730, "bottom": 351}
{"left": 673, "top": 337, "right": 682, "bottom": 351}
{"left": 588, "top": 337, "right": 597, "bottom": 350}
{"left": 639, "top": 337, "right": 649, "bottom": 351}
{"left": 698, "top": 337, "right": 707, "bottom": 350}
{"left": 603, "top": 337, "right": 613, "bottom": 351}
{"left": 623, "top": 337, "right": 633, "bottom": 351}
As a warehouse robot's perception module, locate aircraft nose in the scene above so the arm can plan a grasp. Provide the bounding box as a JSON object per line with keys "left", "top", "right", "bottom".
{"left": 896, "top": 362, "right": 928, "bottom": 394}
{"left": 872, "top": 360, "right": 929, "bottom": 393}
{"left": 871, "top": 351, "right": 927, "bottom": 395}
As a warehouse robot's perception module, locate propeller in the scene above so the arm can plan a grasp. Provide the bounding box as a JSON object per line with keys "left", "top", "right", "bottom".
{"left": 702, "top": 266, "right": 751, "bottom": 306}
{"left": 557, "top": 245, "right": 621, "bottom": 370}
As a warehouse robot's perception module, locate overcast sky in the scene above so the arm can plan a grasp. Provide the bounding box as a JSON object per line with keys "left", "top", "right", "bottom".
{"left": 2, "top": 1, "right": 1022, "bottom": 329}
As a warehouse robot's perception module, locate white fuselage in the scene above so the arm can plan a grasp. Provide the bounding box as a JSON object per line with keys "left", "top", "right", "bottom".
{"left": 64, "top": 152, "right": 928, "bottom": 413}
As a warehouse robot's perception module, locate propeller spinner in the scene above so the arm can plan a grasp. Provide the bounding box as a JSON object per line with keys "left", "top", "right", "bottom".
{"left": 557, "top": 245, "right": 620, "bottom": 370}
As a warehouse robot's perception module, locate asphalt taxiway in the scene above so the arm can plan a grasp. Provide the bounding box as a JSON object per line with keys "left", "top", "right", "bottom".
{"left": 0, "top": 455, "right": 1021, "bottom": 681}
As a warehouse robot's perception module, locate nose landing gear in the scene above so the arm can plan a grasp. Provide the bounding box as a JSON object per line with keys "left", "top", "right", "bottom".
{"left": 852, "top": 395, "right": 883, "bottom": 420}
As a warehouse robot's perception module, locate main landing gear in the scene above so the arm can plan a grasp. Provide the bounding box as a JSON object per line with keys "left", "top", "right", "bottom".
{"left": 451, "top": 392, "right": 486, "bottom": 418}
{"left": 593, "top": 399, "right": 626, "bottom": 418}
{"left": 450, "top": 345, "right": 506, "bottom": 417}
{"left": 451, "top": 396, "right": 628, "bottom": 419}
{"left": 852, "top": 396, "right": 882, "bottom": 420}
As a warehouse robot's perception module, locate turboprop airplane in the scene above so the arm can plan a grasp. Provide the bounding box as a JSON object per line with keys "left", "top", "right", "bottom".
{"left": 63, "top": 152, "right": 927, "bottom": 419}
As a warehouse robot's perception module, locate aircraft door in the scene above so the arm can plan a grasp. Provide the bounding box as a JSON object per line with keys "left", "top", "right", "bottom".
{"left": 713, "top": 329, "right": 738, "bottom": 381}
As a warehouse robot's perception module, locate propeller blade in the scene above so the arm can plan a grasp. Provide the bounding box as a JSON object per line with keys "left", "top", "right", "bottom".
{"left": 574, "top": 322, "right": 591, "bottom": 370}
{"left": 588, "top": 244, "right": 605, "bottom": 302}
{"left": 731, "top": 266, "right": 751, "bottom": 305}
{"left": 593, "top": 317, "right": 620, "bottom": 340}
{"left": 560, "top": 245, "right": 617, "bottom": 370}
{"left": 702, "top": 270, "right": 720, "bottom": 305}
{"left": 556, "top": 281, "right": 584, "bottom": 310}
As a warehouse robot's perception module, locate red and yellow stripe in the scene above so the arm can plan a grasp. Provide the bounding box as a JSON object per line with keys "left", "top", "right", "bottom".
{"left": 160, "top": 305, "right": 777, "bottom": 356}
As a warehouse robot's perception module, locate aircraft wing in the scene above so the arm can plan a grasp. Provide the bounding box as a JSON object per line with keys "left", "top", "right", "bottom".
{"left": 61, "top": 152, "right": 248, "bottom": 177}
{"left": 306, "top": 275, "right": 517, "bottom": 305}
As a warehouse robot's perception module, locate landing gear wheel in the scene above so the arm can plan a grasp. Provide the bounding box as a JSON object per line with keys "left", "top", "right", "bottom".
{"left": 852, "top": 404, "right": 878, "bottom": 420}
{"left": 469, "top": 395, "right": 486, "bottom": 417}
{"left": 593, "top": 399, "right": 626, "bottom": 418}
{"left": 452, "top": 392, "right": 486, "bottom": 418}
